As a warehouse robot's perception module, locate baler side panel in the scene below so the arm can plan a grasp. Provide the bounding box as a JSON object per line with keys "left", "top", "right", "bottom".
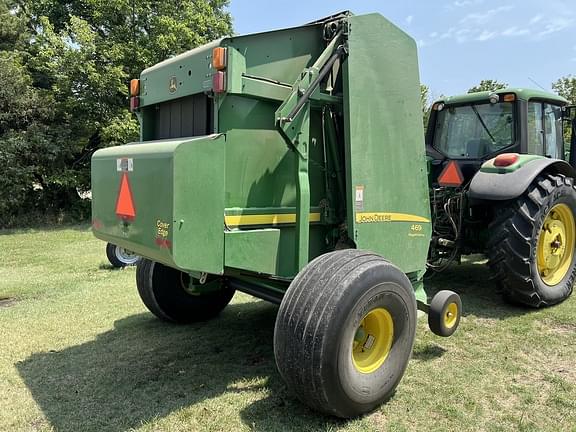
{"left": 343, "top": 14, "right": 432, "bottom": 274}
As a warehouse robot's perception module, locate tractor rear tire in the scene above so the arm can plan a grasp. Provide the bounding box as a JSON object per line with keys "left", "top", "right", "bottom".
{"left": 274, "top": 249, "right": 417, "bottom": 418}
{"left": 487, "top": 173, "right": 576, "bottom": 307}
{"left": 136, "top": 259, "right": 234, "bottom": 323}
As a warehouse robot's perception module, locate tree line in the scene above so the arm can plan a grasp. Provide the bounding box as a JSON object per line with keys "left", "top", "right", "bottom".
{"left": 0, "top": 2, "right": 574, "bottom": 228}
{"left": 0, "top": 0, "right": 231, "bottom": 228}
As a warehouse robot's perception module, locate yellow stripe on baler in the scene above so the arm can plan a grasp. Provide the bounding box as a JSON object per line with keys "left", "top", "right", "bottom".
{"left": 225, "top": 212, "right": 322, "bottom": 227}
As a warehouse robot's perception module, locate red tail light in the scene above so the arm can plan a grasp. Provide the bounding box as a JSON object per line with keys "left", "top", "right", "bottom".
{"left": 129, "top": 96, "right": 140, "bottom": 112}
{"left": 493, "top": 153, "right": 519, "bottom": 167}
{"left": 213, "top": 71, "right": 226, "bottom": 93}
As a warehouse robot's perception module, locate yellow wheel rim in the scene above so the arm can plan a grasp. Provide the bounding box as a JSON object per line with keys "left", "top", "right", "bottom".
{"left": 537, "top": 203, "right": 575, "bottom": 286}
{"left": 444, "top": 302, "right": 459, "bottom": 329}
{"left": 352, "top": 308, "right": 394, "bottom": 374}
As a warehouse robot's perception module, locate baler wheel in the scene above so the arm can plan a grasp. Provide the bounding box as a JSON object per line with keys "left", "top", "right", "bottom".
{"left": 428, "top": 290, "right": 462, "bottom": 337}
{"left": 487, "top": 173, "right": 576, "bottom": 307}
{"left": 136, "top": 259, "right": 234, "bottom": 323}
{"left": 106, "top": 243, "right": 140, "bottom": 268}
{"left": 273, "top": 249, "right": 416, "bottom": 418}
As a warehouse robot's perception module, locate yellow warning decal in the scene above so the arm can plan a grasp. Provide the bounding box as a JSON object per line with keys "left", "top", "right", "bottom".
{"left": 225, "top": 212, "right": 321, "bottom": 227}
{"left": 356, "top": 212, "right": 430, "bottom": 224}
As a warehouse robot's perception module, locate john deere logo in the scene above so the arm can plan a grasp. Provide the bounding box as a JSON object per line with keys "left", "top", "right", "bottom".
{"left": 169, "top": 76, "right": 177, "bottom": 93}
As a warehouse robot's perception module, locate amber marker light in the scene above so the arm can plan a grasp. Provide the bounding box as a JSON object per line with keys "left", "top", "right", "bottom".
{"left": 212, "top": 47, "right": 227, "bottom": 70}
{"left": 130, "top": 79, "right": 140, "bottom": 96}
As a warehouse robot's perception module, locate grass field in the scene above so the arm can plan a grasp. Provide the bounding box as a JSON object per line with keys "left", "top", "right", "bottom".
{"left": 0, "top": 226, "right": 575, "bottom": 432}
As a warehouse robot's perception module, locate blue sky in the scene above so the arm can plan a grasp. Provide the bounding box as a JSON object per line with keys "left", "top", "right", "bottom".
{"left": 228, "top": 0, "right": 576, "bottom": 99}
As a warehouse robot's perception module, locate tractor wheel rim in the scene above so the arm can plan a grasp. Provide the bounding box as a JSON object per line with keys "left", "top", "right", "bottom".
{"left": 444, "top": 302, "right": 459, "bottom": 329}
{"left": 352, "top": 308, "right": 394, "bottom": 374}
{"left": 115, "top": 247, "right": 139, "bottom": 265}
{"left": 537, "top": 203, "right": 575, "bottom": 286}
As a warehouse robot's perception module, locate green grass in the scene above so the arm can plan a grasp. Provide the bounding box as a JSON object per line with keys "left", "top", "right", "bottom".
{"left": 0, "top": 227, "right": 575, "bottom": 432}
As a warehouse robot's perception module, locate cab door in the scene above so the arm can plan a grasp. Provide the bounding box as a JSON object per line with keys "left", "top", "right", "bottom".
{"left": 527, "top": 101, "right": 565, "bottom": 159}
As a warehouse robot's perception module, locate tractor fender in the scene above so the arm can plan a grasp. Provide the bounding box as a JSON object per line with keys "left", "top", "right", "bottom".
{"left": 468, "top": 158, "right": 576, "bottom": 201}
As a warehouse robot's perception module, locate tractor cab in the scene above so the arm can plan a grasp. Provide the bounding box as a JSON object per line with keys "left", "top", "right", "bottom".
{"left": 426, "top": 88, "right": 571, "bottom": 187}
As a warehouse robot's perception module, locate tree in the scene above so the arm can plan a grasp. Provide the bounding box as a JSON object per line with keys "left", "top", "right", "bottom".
{"left": 552, "top": 75, "right": 576, "bottom": 104}
{"left": 467, "top": 79, "right": 508, "bottom": 94}
{"left": 0, "top": 0, "right": 232, "bottom": 227}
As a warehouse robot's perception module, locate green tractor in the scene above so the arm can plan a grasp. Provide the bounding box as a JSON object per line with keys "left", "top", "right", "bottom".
{"left": 426, "top": 89, "right": 576, "bottom": 307}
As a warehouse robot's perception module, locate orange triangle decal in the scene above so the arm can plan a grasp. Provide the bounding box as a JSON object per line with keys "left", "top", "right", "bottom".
{"left": 115, "top": 173, "right": 136, "bottom": 220}
{"left": 438, "top": 161, "right": 464, "bottom": 187}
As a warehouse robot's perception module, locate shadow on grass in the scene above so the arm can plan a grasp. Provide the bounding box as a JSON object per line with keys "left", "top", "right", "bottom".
{"left": 16, "top": 300, "right": 343, "bottom": 432}
{"left": 425, "top": 256, "right": 531, "bottom": 320}
{"left": 98, "top": 263, "right": 126, "bottom": 271}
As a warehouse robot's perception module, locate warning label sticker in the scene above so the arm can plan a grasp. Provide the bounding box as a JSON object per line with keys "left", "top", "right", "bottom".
{"left": 116, "top": 158, "right": 134, "bottom": 172}
{"left": 355, "top": 185, "right": 364, "bottom": 211}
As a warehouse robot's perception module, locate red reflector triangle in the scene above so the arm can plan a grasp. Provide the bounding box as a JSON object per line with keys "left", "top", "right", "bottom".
{"left": 115, "top": 173, "right": 136, "bottom": 220}
{"left": 438, "top": 161, "right": 464, "bottom": 187}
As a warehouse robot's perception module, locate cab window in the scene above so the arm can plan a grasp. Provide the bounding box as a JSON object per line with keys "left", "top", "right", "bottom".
{"left": 527, "top": 102, "right": 564, "bottom": 159}
{"left": 433, "top": 102, "right": 514, "bottom": 159}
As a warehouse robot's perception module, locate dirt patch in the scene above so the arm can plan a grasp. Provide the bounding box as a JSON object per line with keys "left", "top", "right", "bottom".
{"left": 538, "top": 319, "right": 576, "bottom": 336}
{"left": 0, "top": 297, "right": 17, "bottom": 308}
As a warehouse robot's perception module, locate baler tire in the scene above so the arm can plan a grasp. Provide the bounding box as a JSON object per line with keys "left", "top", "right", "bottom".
{"left": 487, "top": 173, "right": 576, "bottom": 307}
{"left": 136, "top": 259, "right": 234, "bottom": 323}
{"left": 274, "top": 249, "right": 417, "bottom": 418}
{"left": 428, "top": 290, "right": 462, "bottom": 337}
{"left": 106, "top": 243, "right": 139, "bottom": 268}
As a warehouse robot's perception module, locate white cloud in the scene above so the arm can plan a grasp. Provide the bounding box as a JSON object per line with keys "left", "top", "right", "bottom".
{"left": 501, "top": 26, "right": 529, "bottom": 37}
{"left": 405, "top": 15, "right": 413, "bottom": 25}
{"left": 455, "top": 28, "right": 472, "bottom": 43}
{"left": 440, "top": 28, "right": 455, "bottom": 39}
{"left": 418, "top": 3, "right": 574, "bottom": 47}
{"left": 529, "top": 15, "right": 542, "bottom": 24}
{"left": 476, "top": 30, "right": 497, "bottom": 41}
{"left": 452, "top": 0, "right": 484, "bottom": 7}
{"left": 460, "top": 6, "right": 514, "bottom": 25}
{"left": 536, "top": 17, "right": 574, "bottom": 38}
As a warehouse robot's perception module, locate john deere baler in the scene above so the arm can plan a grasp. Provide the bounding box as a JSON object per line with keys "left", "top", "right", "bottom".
{"left": 92, "top": 11, "right": 461, "bottom": 418}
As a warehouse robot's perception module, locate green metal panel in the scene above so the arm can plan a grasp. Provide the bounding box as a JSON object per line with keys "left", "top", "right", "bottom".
{"left": 139, "top": 40, "right": 221, "bottom": 107}
{"left": 91, "top": 135, "right": 225, "bottom": 274}
{"left": 222, "top": 26, "right": 324, "bottom": 86}
{"left": 343, "top": 14, "right": 431, "bottom": 274}
{"left": 224, "top": 229, "right": 281, "bottom": 275}
{"left": 224, "top": 225, "right": 326, "bottom": 278}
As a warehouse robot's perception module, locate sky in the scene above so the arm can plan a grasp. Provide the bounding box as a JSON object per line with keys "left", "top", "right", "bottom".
{"left": 227, "top": 0, "right": 576, "bottom": 99}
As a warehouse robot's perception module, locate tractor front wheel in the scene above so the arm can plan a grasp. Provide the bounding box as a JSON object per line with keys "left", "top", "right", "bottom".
{"left": 136, "top": 259, "right": 234, "bottom": 323}
{"left": 487, "top": 173, "right": 576, "bottom": 307}
{"left": 273, "top": 249, "right": 417, "bottom": 418}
